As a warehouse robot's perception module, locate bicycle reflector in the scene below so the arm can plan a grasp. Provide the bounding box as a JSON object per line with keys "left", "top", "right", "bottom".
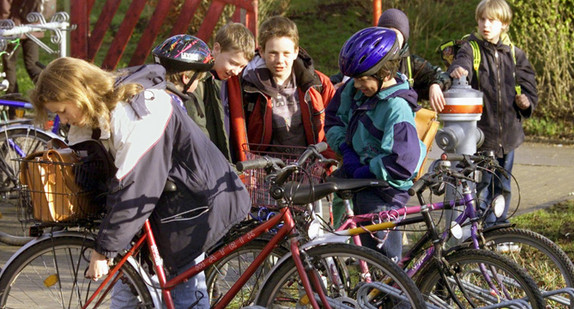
{"left": 492, "top": 195, "right": 506, "bottom": 218}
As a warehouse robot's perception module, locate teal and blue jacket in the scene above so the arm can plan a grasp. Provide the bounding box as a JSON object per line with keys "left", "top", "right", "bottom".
{"left": 325, "top": 74, "right": 426, "bottom": 192}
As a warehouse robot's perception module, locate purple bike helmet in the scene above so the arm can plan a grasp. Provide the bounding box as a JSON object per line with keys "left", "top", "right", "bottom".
{"left": 152, "top": 34, "right": 214, "bottom": 74}
{"left": 339, "top": 27, "right": 401, "bottom": 78}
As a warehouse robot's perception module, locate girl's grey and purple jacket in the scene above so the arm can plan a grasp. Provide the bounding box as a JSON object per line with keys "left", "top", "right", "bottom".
{"left": 447, "top": 32, "right": 538, "bottom": 157}
{"left": 68, "top": 87, "right": 250, "bottom": 273}
{"left": 325, "top": 74, "right": 426, "bottom": 203}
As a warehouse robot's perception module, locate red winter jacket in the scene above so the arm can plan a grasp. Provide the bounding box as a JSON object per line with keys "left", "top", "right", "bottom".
{"left": 227, "top": 51, "right": 335, "bottom": 161}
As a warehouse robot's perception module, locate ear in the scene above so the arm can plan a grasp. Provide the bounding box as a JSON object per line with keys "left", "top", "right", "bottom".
{"left": 212, "top": 42, "right": 221, "bottom": 56}
{"left": 181, "top": 73, "right": 191, "bottom": 85}
{"left": 383, "top": 74, "right": 394, "bottom": 82}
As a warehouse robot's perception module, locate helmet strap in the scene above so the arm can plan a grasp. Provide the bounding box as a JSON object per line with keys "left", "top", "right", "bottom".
{"left": 372, "top": 74, "right": 384, "bottom": 93}
{"left": 182, "top": 71, "right": 200, "bottom": 93}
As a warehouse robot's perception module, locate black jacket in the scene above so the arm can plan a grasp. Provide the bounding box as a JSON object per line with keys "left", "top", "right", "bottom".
{"left": 401, "top": 53, "right": 452, "bottom": 101}
{"left": 447, "top": 33, "right": 538, "bottom": 157}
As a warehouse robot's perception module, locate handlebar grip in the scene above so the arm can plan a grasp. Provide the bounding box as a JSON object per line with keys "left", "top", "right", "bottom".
{"left": 440, "top": 153, "right": 466, "bottom": 162}
{"left": 311, "top": 142, "right": 328, "bottom": 153}
{"left": 236, "top": 157, "right": 284, "bottom": 172}
{"left": 408, "top": 175, "right": 429, "bottom": 196}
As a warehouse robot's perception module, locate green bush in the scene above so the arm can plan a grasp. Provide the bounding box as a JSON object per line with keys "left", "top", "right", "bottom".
{"left": 288, "top": 0, "right": 574, "bottom": 140}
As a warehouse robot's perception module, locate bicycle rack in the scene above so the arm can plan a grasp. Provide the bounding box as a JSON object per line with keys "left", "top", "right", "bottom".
{"left": 0, "top": 11, "right": 75, "bottom": 58}
{"left": 542, "top": 287, "right": 574, "bottom": 308}
{"left": 354, "top": 281, "right": 441, "bottom": 309}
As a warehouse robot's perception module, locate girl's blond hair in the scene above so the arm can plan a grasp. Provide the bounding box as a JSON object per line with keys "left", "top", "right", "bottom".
{"left": 30, "top": 57, "right": 142, "bottom": 129}
{"left": 476, "top": 0, "right": 513, "bottom": 32}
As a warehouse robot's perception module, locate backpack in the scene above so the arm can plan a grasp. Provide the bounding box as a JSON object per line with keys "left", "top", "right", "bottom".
{"left": 438, "top": 34, "right": 521, "bottom": 95}
{"left": 115, "top": 64, "right": 167, "bottom": 90}
{"left": 115, "top": 64, "right": 186, "bottom": 114}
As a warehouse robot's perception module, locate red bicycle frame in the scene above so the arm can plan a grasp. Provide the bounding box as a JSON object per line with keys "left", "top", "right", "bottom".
{"left": 84, "top": 206, "right": 332, "bottom": 309}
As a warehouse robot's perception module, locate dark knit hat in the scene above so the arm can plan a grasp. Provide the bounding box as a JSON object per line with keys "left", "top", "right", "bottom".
{"left": 377, "top": 8, "right": 410, "bottom": 43}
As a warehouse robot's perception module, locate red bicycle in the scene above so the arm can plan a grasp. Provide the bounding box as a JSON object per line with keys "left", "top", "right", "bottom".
{"left": 0, "top": 143, "right": 426, "bottom": 309}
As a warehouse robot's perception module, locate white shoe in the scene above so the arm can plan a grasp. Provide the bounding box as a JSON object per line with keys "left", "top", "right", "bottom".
{"left": 496, "top": 242, "right": 520, "bottom": 253}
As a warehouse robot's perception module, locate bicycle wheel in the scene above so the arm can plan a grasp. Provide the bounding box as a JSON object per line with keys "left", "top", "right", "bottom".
{"left": 481, "top": 227, "right": 574, "bottom": 307}
{"left": 0, "top": 235, "right": 154, "bottom": 308}
{"left": 206, "top": 239, "right": 289, "bottom": 308}
{"left": 0, "top": 127, "right": 54, "bottom": 244}
{"left": 0, "top": 127, "right": 54, "bottom": 188}
{"left": 415, "top": 248, "right": 546, "bottom": 308}
{"left": 256, "top": 243, "right": 427, "bottom": 308}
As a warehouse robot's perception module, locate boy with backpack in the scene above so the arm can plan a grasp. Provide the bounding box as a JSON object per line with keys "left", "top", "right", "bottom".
{"left": 447, "top": 0, "right": 538, "bottom": 227}
{"left": 325, "top": 27, "right": 426, "bottom": 262}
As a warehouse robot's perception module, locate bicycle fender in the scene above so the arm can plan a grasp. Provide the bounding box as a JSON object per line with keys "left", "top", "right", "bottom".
{"left": 0, "top": 124, "right": 64, "bottom": 141}
{"left": 124, "top": 255, "right": 163, "bottom": 308}
{"left": 0, "top": 230, "right": 94, "bottom": 278}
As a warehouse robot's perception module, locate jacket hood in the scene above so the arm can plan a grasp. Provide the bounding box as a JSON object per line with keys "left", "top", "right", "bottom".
{"left": 381, "top": 74, "right": 420, "bottom": 112}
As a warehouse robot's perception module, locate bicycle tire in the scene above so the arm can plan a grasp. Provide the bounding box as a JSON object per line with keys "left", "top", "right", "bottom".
{"left": 415, "top": 248, "right": 546, "bottom": 308}
{"left": 0, "top": 235, "right": 154, "bottom": 308}
{"left": 0, "top": 127, "right": 54, "bottom": 245}
{"left": 256, "top": 243, "right": 427, "bottom": 308}
{"left": 480, "top": 227, "right": 574, "bottom": 307}
{"left": 205, "top": 239, "right": 289, "bottom": 308}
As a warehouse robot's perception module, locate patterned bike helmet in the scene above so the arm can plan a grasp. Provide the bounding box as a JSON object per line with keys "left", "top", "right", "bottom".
{"left": 338, "top": 27, "right": 401, "bottom": 78}
{"left": 152, "top": 34, "right": 214, "bottom": 74}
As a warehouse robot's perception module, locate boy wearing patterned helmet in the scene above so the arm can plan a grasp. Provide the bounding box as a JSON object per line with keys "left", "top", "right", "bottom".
{"left": 152, "top": 34, "right": 214, "bottom": 100}
{"left": 325, "top": 27, "right": 426, "bottom": 261}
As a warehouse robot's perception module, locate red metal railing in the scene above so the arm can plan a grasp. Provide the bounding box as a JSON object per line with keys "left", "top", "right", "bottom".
{"left": 70, "top": 0, "right": 257, "bottom": 70}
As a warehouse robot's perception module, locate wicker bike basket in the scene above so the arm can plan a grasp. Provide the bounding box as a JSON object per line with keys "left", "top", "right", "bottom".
{"left": 19, "top": 148, "right": 103, "bottom": 223}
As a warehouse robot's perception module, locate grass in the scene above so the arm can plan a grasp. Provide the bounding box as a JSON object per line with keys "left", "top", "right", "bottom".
{"left": 511, "top": 199, "right": 574, "bottom": 260}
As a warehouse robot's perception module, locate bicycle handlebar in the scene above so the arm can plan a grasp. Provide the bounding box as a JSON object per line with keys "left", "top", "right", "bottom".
{"left": 409, "top": 151, "right": 509, "bottom": 196}
{"left": 236, "top": 157, "right": 284, "bottom": 172}
{"left": 0, "top": 21, "right": 71, "bottom": 38}
{"left": 236, "top": 142, "right": 331, "bottom": 188}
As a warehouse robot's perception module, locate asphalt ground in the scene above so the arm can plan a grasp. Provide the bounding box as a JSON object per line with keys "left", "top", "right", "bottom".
{"left": 1, "top": 141, "right": 573, "bottom": 269}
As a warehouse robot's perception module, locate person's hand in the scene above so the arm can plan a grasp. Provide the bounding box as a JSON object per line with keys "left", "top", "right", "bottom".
{"left": 339, "top": 142, "right": 362, "bottom": 177}
{"left": 515, "top": 94, "right": 531, "bottom": 110}
{"left": 333, "top": 81, "right": 345, "bottom": 90}
{"left": 449, "top": 67, "right": 468, "bottom": 80}
{"left": 429, "top": 83, "right": 446, "bottom": 112}
{"left": 86, "top": 250, "right": 109, "bottom": 281}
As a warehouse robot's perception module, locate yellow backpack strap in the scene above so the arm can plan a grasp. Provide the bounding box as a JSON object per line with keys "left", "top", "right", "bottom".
{"left": 406, "top": 56, "right": 414, "bottom": 87}
{"left": 469, "top": 40, "right": 481, "bottom": 84}
{"left": 510, "top": 43, "right": 522, "bottom": 95}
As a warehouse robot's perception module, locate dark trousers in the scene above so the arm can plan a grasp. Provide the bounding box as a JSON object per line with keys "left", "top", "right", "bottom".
{"left": 353, "top": 187, "right": 409, "bottom": 262}
{"left": 2, "top": 38, "right": 42, "bottom": 94}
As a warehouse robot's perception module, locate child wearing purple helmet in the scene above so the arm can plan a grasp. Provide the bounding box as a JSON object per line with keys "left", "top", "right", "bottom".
{"left": 325, "top": 27, "right": 426, "bottom": 261}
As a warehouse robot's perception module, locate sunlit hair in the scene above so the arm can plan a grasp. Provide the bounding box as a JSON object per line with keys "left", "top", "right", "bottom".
{"left": 166, "top": 70, "right": 206, "bottom": 89}
{"left": 258, "top": 16, "right": 299, "bottom": 51}
{"left": 476, "top": 0, "right": 513, "bottom": 32}
{"left": 375, "top": 59, "right": 401, "bottom": 81}
{"left": 215, "top": 22, "right": 255, "bottom": 61}
{"left": 30, "top": 57, "right": 142, "bottom": 129}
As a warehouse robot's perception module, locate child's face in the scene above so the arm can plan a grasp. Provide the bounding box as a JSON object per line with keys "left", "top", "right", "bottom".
{"left": 212, "top": 44, "right": 250, "bottom": 80}
{"left": 261, "top": 36, "right": 298, "bottom": 82}
{"left": 477, "top": 14, "right": 507, "bottom": 44}
{"left": 353, "top": 76, "right": 380, "bottom": 97}
{"left": 44, "top": 101, "right": 85, "bottom": 127}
